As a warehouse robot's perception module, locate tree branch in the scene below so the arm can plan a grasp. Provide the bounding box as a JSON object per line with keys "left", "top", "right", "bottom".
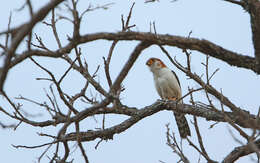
{"left": 4, "top": 100, "right": 259, "bottom": 130}
{"left": 55, "top": 100, "right": 260, "bottom": 143}
{"left": 245, "top": 0, "right": 260, "bottom": 72}
{"left": 78, "top": 32, "right": 256, "bottom": 72}
{"left": 6, "top": 31, "right": 257, "bottom": 77}
{"left": 0, "top": 0, "right": 65, "bottom": 91}
{"left": 110, "top": 41, "right": 151, "bottom": 94}
{"left": 222, "top": 139, "right": 260, "bottom": 163}
{"left": 224, "top": 0, "right": 245, "bottom": 7}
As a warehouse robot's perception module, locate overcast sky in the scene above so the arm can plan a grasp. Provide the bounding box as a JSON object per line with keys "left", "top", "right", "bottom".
{"left": 0, "top": 0, "right": 259, "bottom": 163}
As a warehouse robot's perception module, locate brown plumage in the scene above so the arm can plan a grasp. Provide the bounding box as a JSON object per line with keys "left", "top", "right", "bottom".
{"left": 146, "top": 58, "right": 191, "bottom": 138}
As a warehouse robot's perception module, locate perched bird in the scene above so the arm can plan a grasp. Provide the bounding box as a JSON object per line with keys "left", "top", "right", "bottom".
{"left": 146, "top": 57, "right": 191, "bottom": 138}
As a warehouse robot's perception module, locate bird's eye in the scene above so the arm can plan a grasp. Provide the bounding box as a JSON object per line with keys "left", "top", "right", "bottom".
{"left": 146, "top": 60, "right": 153, "bottom": 66}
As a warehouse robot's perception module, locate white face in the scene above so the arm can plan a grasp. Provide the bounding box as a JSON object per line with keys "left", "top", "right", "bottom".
{"left": 146, "top": 59, "right": 165, "bottom": 74}
{"left": 149, "top": 60, "right": 162, "bottom": 72}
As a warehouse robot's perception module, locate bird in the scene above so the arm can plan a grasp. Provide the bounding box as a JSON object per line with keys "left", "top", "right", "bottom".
{"left": 146, "top": 57, "right": 191, "bottom": 138}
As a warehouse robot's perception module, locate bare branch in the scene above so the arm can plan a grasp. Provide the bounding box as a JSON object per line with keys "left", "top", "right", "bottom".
{"left": 75, "top": 122, "right": 89, "bottom": 163}
{"left": 110, "top": 41, "right": 151, "bottom": 94}
{"left": 50, "top": 100, "right": 259, "bottom": 143}
{"left": 0, "top": 122, "right": 16, "bottom": 129}
{"left": 224, "top": 0, "right": 245, "bottom": 7}
{"left": 187, "top": 138, "right": 217, "bottom": 163}
{"left": 79, "top": 32, "right": 257, "bottom": 73}
{"left": 62, "top": 55, "right": 109, "bottom": 97}
{"left": 104, "top": 3, "right": 135, "bottom": 88}
{"left": 190, "top": 117, "right": 217, "bottom": 163}
{"left": 0, "top": 0, "right": 65, "bottom": 92}
{"left": 222, "top": 139, "right": 260, "bottom": 163}
{"left": 166, "top": 124, "right": 190, "bottom": 163}
{"left": 7, "top": 31, "right": 257, "bottom": 78}
{"left": 241, "top": 0, "right": 260, "bottom": 71}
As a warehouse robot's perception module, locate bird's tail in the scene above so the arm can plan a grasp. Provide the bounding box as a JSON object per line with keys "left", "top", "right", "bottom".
{"left": 174, "top": 112, "right": 191, "bottom": 138}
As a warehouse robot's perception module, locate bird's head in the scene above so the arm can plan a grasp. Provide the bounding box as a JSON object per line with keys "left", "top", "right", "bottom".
{"left": 146, "top": 57, "right": 167, "bottom": 73}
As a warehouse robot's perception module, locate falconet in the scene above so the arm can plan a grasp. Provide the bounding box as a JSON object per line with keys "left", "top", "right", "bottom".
{"left": 146, "top": 57, "right": 191, "bottom": 138}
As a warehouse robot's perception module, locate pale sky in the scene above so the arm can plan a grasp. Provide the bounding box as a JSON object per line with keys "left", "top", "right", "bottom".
{"left": 0, "top": 0, "right": 259, "bottom": 163}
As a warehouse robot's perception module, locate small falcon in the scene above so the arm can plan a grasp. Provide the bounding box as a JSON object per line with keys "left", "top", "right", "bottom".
{"left": 146, "top": 57, "right": 191, "bottom": 138}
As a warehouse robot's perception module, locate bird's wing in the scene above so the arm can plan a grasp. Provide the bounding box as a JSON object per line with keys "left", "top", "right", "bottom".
{"left": 171, "top": 70, "right": 181, "bottom": 89}
{"left": 164, "top": 70, "right": 182, "bottom": 99}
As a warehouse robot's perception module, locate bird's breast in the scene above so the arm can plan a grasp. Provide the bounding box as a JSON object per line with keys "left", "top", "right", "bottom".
{"left": 153, "top": 72, "right": 181, "bottom": 99}
{"left": 155, "top": 76, "right": 167, "bottom": 88}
